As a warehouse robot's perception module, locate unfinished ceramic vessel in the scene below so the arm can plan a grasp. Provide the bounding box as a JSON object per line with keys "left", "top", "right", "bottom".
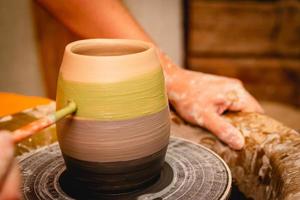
{"left": 56, "top": 39, "right": 170, "bottom": 193}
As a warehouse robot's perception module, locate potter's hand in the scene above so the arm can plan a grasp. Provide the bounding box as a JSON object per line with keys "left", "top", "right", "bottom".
{"left": 166, "top": 68, "right": 263, "bottom": 150}
{"left": 0, "top": 132, "right": 21, "bottom": 200}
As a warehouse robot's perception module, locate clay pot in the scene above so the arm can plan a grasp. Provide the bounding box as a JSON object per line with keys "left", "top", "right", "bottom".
{"left": 56, "top": 39, "right": 170, "bottom": 194}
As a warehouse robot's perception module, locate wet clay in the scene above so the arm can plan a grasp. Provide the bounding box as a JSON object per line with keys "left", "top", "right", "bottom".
{"left": 57, "top": 107, "right": 170, "bottom": 162}
{"left": 56, "top": 39, "right": 170, "bottom": 193}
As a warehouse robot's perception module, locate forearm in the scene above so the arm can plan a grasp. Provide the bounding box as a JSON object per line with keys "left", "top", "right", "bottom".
{"left": 37, "top": 0, "right": 150, "bottom": 41}
{"left": 37, "top": 0, "right": 182, "bottom": 91}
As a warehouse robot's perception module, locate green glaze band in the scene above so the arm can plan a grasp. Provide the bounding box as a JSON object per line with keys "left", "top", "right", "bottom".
{"left": 54, "top": 100, "right": 77, "bottom": 121}
{"left": 56, "top": 68, "right": 168, "bottom": 120}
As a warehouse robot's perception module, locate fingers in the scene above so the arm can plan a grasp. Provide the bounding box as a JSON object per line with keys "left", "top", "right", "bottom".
{"left": 0, "top": 132, "right": 21, "bottom": 199}
{"left": 201, "top": 112, "right": 245, "bottom": 150}
{"left": 243, "top": 92, "right": 264, "bottom": 113}
{"left": 229, "top": 91, "right": 264, "bottom": 114}
{"left": 0, "top": 132, "right": 14, "bottom": 191}
{"left": 0, "top": 162, "right": 21, "bottom": 200}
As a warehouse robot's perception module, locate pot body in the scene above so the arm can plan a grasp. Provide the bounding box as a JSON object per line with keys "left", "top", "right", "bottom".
{"left": 56, "top": 39, "right": 170, "bottom": 194}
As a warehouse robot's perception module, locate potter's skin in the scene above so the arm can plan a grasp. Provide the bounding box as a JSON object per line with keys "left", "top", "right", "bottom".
{"left": 161, "top": 55, "right": 263, "bottom": 149}
{"left": 37, "top": 0, "right": 263, "bottom": 150}
{"left": 0, "top": 132, "right": 21, "bottom": 200}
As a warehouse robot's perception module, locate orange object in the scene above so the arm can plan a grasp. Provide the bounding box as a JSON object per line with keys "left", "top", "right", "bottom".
{"left": 0, "top": 93, "right": 52, "bottom": 117}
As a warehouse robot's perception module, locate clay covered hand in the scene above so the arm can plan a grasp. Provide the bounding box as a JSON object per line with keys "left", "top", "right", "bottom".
{"left": 165, "top": 66, "right": 263, "bottom": 150}
{"left": 0, "top": 132, "right": 21, "bottom": 200}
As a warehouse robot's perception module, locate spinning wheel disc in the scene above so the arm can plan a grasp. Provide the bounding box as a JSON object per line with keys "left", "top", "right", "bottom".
{"left": 18, "top": 137, "right": 231, "bottom": 200}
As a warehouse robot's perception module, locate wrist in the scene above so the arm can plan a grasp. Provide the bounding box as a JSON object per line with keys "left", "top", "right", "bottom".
{"left": 155, "top": 48, "right": 183, "bottom": 84}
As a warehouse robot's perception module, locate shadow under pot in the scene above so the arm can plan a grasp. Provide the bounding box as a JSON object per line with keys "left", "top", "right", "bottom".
{"left": 56, "top": 39, "right": 170, "bottom": 194}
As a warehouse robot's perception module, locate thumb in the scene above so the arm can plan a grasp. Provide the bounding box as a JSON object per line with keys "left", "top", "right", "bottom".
{"left": 0, "top": 132, "right": 14, "bottom": 191}
{"left": 201, "top": 112, "right": 245, "bottom": 150}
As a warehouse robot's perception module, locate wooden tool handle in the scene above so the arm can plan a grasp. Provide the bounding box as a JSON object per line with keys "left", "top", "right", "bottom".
{"left": 13, "top": 101, "right": 77, "bottom": 144}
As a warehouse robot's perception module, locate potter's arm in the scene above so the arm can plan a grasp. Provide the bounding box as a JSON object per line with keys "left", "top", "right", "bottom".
{"left": 37, "top": 0, "right": 263, "bottom": 149}
{"left": 36, "top": 0, "right": 151, "bottom": 41}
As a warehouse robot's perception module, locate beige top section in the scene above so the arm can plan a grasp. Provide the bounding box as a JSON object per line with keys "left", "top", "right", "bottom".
{"left": 60, "top": 39, "right": 161, "bottom": 83}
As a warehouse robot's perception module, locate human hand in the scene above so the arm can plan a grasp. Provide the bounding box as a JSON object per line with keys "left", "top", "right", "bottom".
{"left": 166, "top": 68, "right": 263, "bottom": 150}
{"left": 0, "top": 132, "right": 21, "bottom": 200}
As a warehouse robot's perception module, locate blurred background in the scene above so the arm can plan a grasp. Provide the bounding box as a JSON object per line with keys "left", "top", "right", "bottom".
{"left": 185, "top": 0, "right": 300, "bottom": 108}
{"left": 0, "top": 1, "right": 299, "bottom": 199}
{"left": 0, "top": 0, "right": 299, "bottom": 108}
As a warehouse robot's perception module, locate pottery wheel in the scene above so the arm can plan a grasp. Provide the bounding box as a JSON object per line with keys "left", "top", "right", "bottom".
{"left": 18, "top": 137, "right": 231, "bottom": 200}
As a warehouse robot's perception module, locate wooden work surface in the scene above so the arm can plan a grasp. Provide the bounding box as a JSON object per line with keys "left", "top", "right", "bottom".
{"left": 0, "top": 95, "right": 300, "bottom": 199}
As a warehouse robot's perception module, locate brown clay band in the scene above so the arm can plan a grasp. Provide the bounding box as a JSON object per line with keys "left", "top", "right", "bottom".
{"left": 62, "top": 146, "right": 167, "bottom": 194}
{"left": 57, "top": 107, "right": 170, "bottom": 162}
